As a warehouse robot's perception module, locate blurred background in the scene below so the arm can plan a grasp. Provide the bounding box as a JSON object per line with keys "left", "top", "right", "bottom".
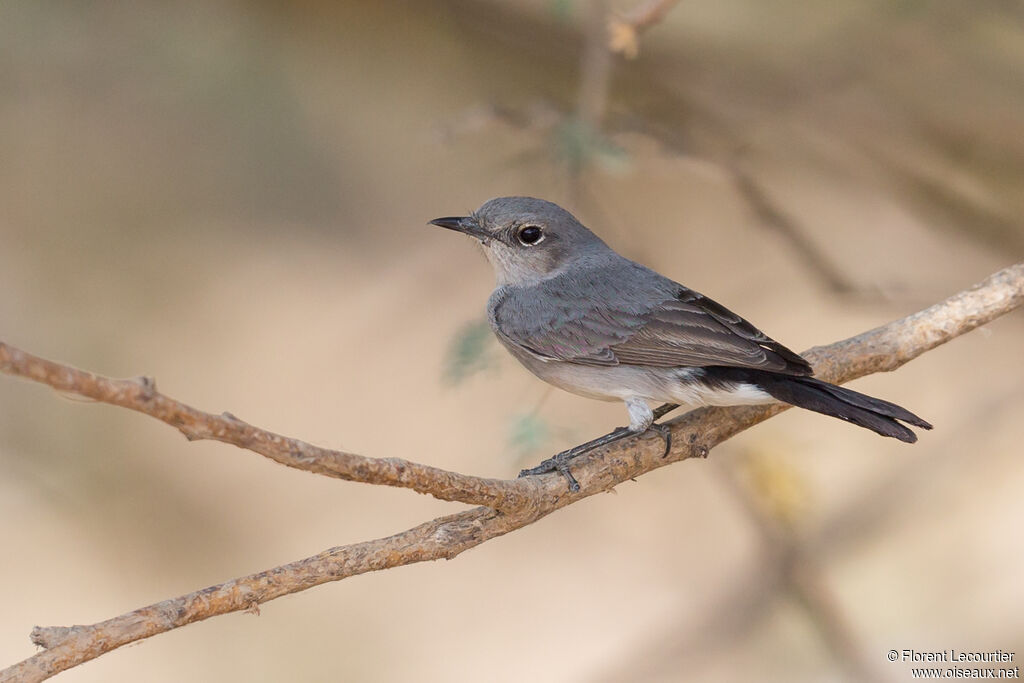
{"left": 2, "top": 1, "right": 1023, "bottom": 681}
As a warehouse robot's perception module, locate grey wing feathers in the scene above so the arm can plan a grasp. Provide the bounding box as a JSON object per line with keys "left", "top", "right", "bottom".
{"left": 490, "top": 261, "right": 812, "bottom": 376}
{"left": 610, "top": 292, "right": 812, "bottom": 374}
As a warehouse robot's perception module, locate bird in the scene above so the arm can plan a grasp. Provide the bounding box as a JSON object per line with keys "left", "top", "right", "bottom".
{"left": 430, "top": 197, "right": 931, "bottom": 491}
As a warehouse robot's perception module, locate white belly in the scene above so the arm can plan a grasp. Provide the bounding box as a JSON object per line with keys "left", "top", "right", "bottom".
{"left": 507, "top": 342, "right": 772, "bottom": 408}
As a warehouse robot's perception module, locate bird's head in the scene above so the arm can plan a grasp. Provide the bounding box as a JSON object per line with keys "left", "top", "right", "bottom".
{"left": 429, "top": 197, "right": 608, "bottom": 286}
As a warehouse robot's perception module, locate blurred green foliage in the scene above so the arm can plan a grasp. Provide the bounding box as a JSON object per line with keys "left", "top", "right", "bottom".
{"left": 555, "top": 117, "right": 632, "bottom": 177}
{"left": 508, "top": 411, "right": 550, "bottom": 459}
{"left": 443, "top": 318, "right": 497, "bottom": 386}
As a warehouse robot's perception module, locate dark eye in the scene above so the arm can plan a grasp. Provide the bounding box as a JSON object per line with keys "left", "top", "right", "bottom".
{"left": 517, "top": 225, "right": 544, "bottom": 245}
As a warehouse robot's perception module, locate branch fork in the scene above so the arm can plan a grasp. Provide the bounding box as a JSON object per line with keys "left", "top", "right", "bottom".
{"left": 1, "top": 262, "right": 1021, "bottom": 682}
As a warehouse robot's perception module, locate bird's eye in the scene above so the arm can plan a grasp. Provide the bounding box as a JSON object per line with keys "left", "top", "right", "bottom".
{"left": 517, "top": 225, "right": 544, "bottom": 246}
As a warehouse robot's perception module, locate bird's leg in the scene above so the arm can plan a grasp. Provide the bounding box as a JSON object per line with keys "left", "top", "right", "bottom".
{"left": 518, "top": 401, "right": 681, "bottom": 492}
{"left": 652, "top": 402, "right": 680, "bottom": 421}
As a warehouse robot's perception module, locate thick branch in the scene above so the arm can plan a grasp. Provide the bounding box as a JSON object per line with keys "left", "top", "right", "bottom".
{"left": 1, "top": 262, "right": 1022, "bottom": 682}
{"left": 0, "top": 345, "right": 528, "bottom": 511}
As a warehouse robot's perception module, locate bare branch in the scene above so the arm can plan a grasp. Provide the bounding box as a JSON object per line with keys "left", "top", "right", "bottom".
{"left": 0, "top": 345, "right": 528, "bottom": 511}
{"left": 1, "top": 262, "right": 1022, "bottom": 682}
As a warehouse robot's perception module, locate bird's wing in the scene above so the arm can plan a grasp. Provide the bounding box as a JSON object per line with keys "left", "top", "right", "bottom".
{"left": 608, "top": 289, "right": 812, "bottom": 374}
{"left": 491, "top": 263, "right": 812, "bottom": 376}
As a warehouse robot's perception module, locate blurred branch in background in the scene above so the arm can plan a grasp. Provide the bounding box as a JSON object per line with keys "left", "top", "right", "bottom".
{"left": 564, "top": 0, "right": 617, "bottom": 202}
{"left": 1, "top": 262, "right": 1021, "bottom": 683}
{"left": 598, "top": 380, "right": 1024, "bottom": 683}
{"left": 577, "top": 0, "right": 612, "bottom": 131}
{"left": 608, "top": 0, "right": 681, "bottom": 59}
{"left": 727, "top": 158, "right": 862, "bottom": 296}
{"left": 715, "top": 462, "right": 883, "bottom": 682}
{"left": 441, "top": 0, "right": 1023, "bottom": 295}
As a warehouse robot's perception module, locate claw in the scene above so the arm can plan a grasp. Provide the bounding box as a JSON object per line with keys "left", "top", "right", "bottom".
{"left": 649, "top": 423, "right": 672, "bottom": 457}
{"left": 518, "top": 451, "right": 581, "bottom": 492}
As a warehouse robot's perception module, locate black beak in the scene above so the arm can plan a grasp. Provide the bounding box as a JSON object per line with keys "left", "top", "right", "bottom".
{"left": 429, "top": 216, "right": 467, "bottom": 231}
{"left": 429, "top": 216, "right": 488, "bottom": 241}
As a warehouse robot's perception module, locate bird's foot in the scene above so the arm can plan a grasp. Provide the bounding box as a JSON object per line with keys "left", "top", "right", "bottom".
{"left": 519, "top": 426, "right": 632, "bottom": 492}
{"left": 518, "top": 450, "right": 583, "bottom": 492}
{"left": 518, "top": 412, "right": 675, "bottom": 491}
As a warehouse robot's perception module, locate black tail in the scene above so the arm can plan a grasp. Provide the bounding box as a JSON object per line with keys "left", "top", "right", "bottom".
{"left": 708, "top": 368, "right": 933, "bottom": 443}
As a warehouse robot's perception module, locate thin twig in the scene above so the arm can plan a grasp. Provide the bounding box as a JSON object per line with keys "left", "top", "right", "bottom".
{"left": 1, "top": 262, "right": 1022, "bottom": 682}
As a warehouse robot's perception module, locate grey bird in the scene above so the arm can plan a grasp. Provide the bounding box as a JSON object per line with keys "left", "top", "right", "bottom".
{"left": 430, "top": 197, "right": 931, "bottom": 490}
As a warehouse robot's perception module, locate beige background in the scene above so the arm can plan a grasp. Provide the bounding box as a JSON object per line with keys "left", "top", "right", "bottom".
{"left": 1, "top": 2, "right": 1022, "bottom": 681}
